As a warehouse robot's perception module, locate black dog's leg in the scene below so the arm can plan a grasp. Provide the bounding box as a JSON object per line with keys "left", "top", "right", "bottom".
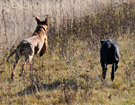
{"left": 115, "top": 62, "right": 119, "bottom": 72}
{"left": 102, "top": 63, "right": 107, "bottom": 79}
{"left": 111, "top": 63, "right": 115, "bottom": 81}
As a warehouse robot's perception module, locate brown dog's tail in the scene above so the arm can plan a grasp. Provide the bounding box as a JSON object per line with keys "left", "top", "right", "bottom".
{"left": 6, "top": 44, "right": 21, "bottom": 62}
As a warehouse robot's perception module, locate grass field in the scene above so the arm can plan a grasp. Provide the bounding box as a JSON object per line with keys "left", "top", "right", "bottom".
{"left": 0, "top": 0, "right": 135, "bottom": 105}
{"left": 1, "top": 35, "right": 135, "bottom": 105}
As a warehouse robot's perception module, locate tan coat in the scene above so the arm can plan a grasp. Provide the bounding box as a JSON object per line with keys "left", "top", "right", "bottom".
{"left": 7, "top": 16, "right": 49, "bottom": 80}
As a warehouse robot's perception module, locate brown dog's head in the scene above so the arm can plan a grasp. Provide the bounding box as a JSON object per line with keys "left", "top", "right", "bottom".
{"left": 35, "top": 15, "right": 49, "bottom": 31}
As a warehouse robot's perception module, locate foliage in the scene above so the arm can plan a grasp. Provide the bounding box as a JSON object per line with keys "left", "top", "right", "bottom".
{"left": 0, "top": 1, "right": 135, "bottom": 105}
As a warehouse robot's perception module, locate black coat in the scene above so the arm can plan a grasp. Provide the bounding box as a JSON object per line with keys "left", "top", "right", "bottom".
{"left": 100, "top": 40, "right": 120, "bottom": 64}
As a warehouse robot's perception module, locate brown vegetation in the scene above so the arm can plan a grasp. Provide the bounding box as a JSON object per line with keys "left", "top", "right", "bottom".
{"left": 0, "top": 0, "right": 133, "bottom": 55}
{"left": 0, "top": 0, "right": 135, "bottom": 105}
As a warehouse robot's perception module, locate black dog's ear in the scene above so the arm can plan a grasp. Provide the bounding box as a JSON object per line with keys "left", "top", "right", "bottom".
{"left": 35, "top": 16, "right": 41, "bottom": 24}
{"left": 100, "top": 40, "right": 105, "bottom": 45}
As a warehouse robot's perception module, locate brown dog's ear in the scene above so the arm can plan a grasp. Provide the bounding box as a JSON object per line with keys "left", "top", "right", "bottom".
{"left": 44, "top": 15, "right": 49, "bottom": 26}
{"left": 35, "top": 16, "right": 41, "bottom": 24}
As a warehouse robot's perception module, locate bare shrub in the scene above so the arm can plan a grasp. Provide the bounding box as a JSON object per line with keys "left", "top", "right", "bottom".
{"left": 0, "top": 0, "right": 133, "bottom": 55}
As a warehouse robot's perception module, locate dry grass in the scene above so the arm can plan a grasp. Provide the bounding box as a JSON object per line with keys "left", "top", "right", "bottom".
{"left": 0, "top": 0, "right": 133, "bottom": 54}
{"left": 1, "top": 35, "right": 135, "bottom": 105}
{"left": 0, "top": 0, "right": 135, "bottom": 105}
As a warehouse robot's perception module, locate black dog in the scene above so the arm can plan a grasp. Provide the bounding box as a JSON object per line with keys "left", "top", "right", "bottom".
{"left": 100, "top": 40, "right": 120, "bottom": 81}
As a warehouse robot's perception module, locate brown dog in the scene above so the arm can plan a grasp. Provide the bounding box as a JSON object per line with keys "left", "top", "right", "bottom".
{"left": 7, "top": 16, "right": 49, "bottom": 80}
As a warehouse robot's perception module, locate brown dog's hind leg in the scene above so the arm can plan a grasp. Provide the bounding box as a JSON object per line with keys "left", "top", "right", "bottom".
{"left": 11, "top": 52, "right": 20, "bottom": 80}
{"left": 19, "top": 45, "right": 34, "bottom": 77}
{"left": 19, "top": 55, "right": 33, "bottom": 77}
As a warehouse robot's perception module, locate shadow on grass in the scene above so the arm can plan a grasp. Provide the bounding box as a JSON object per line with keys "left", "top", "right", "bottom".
{"left": 17, "top": 78, "right": 78, "bottom": 96}
{"left": 17, "top": 80, "right": 61, "bottom": 96}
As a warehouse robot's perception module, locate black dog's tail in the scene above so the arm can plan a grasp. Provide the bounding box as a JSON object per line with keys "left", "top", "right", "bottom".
{"left": 6, "top": 44, "right": 21, "bottom": 62}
